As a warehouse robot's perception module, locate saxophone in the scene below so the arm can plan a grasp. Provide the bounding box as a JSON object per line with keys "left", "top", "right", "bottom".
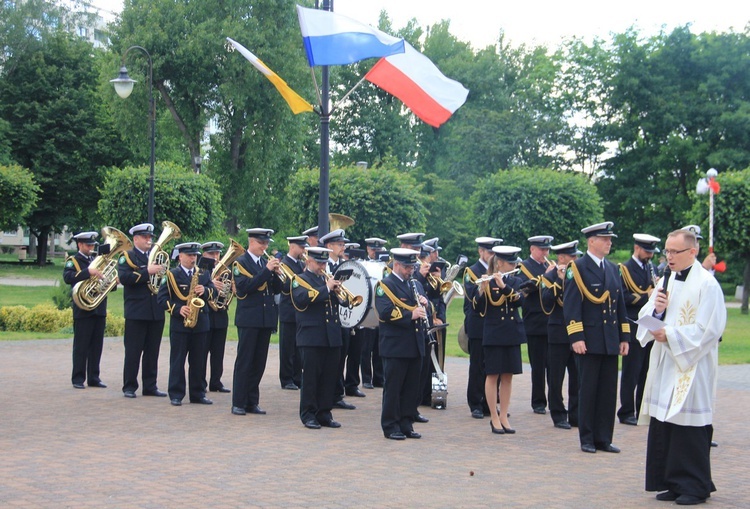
{"left": 183, "top": 269, "right": 205, "bottom": 328}
{"left": 72, "top": 227, "right": 133, "bottom": 311}
{"left": 147, "top": 221, "right": 182, "bottom": 294}
{"left": 207, "top": 239, "right": 244, "bottom": 311}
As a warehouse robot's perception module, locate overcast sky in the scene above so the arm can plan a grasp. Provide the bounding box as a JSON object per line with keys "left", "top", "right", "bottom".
{"left": 91, "top": 0, "right": 749, "bottom": 49}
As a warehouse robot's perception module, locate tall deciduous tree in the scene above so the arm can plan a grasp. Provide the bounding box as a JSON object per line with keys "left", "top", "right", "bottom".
{"left": 0, "top": 32, "right": 128, "bottom": 264}
{"left": 0, "top": 165, "right": 40, "bottom": 231}
{"left": 473, "top": 168, "right": 603, "bottom": 249}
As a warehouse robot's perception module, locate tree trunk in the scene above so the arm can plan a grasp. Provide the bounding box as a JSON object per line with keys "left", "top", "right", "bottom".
{"left": 742, "top": 258, "right": 749, "bottom": 315}
{"left": 34, "top": 225, "right": 51, "bottom": 266}
{"left": 155, "top": 81, "right": 202, "bottom": 173}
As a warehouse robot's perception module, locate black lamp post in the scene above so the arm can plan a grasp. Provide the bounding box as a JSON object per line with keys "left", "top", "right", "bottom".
{"left": 110, "top": 46, "right": 156, "bottom": 224}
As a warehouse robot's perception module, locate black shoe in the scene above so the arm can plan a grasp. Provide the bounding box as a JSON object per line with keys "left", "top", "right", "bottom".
{"left": 471, "top": 409, "right": 484, "bottom": 419}
{"left": 620, "top": 416, "right": 638, "bottom": 426}
{"left": 710, "top": 440, "right": 718, "bottom": 447}
{"left": 210, "top": 386, "right": 231, "bottom": 393}
{"left": 88, "top": 381, "right": 107, "bottom": 388}
{"left": 533, "top": 407, "right": 547, "bottom": 414}
{"left": 73, "top": 383, "right": 85, "bottom": 389}
{"left": 554, "top": 421, "right": 572, "bottom": 430}
{"left": 123, "top": 391, "right": 136, "bottom": 398}
{"left": 372, "top": 382, "right": 384, "bottom": 388}
{"left": 415, "top": 414, "right": 429, "bottom": 423}
{"left": 346, "top": 388, "right": 366, "bottom": 398}
{"left": 363, "top": 382, "right": 374, "bottom": 389}
{"left": 143, "top": 389, "right": 167, "bottom": 397}
{"left": 675, "top": 494, "right": 706, "bottom": 505}
{"left": 231, "top": 406, "right": 246, "bottom": 416}
{"left": 385, "top": 431, "right": 406, "bottom": 440}
{"left": 581, "top": 443, "right": 596, "bottom": 453}
{"left": 170, "top": 399, "right": 182, "bottom": 406}
{"left": 596, "top": 443, "right": 620, "bottom": 453}
{"left": 404, "top": 430, "right": 421, "bottom": 439}
{"left": 190, "top": 397, "right": 213, "bottom": 405}
{"left": 501, "top": 423, "right": 516, "bottom": 434}
{"left": 246, "top": 405, "right": 267, "bottom": 415}
{"left": 334, "top": 400, "right": 356, "bottom": 410}
{"left": 656, "top": 490, "right": 679, "bottom": 501}
{"left": 282, "top": 383, "right": 300, "bottom": 390}
{"left": 491, "top": 422, "right": 505, "bottom": 435}
{"left": 321, "top": 420, "right": 342, "bottom": 428}
{"left": 304, "top": 419, "right": 321, "bottom": 429}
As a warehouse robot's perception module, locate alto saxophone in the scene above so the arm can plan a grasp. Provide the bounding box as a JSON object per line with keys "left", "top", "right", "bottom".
{"left": 183, "top": 269, "right": 205, "bottom": 328}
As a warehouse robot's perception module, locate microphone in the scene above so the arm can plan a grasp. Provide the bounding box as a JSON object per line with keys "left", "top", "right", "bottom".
{"left": 660, "top": 267, "right": 671, "bottom": 293}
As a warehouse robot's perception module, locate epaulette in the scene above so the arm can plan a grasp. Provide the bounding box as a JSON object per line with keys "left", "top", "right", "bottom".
{"left": 290, "top": 274, "right": 320, "bottom": 312}
{"left": 463, "top": 267, "right": 478, "bottom": 285}
{"left": 120, "top": 251, "right": 140, "bottom": 270}
{"left": 65, "top": 255, "right": 82, "bottom": 275}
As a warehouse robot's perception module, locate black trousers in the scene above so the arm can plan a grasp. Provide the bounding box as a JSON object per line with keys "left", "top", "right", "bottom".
{"left": 205, "top": 326, "right": 228, "bottom": 391}
{"left": 232, "top": 327, "right": 272, "bottom": 409}
{"left": 547, "top": 342, "right": 579, "bottom": 425}
{"left": 359, "top": 327, "right": 383, "bottom": 386}
{"left": 71, "top": 315, "right": 105, "bottom": 385}
{"left": 168, "top": 330, "right": 209, "bottom": 401}
{"left": 527, "top": 333, "right": 549, "bottom": 409}
{"left": 122, "top": 319, "right": 164, "bottom": 394}
{"left": 576, "top": 353, "right": 618, "bottom": 447}
{"left": 381, "top": 356, "right": 421, "bottom": 436}
{"left": 646, "top": 418, "right": 715, "bottom": 498}
{"left": 618, "top": 340, "right": 652, "bottom": 420}
{"left": 334, "top": 327, "right": 351, "bottom": 400}
{"left": 344, "top": 326, "right": 364, "bottom": 393}
{"left": 467, "top": 337, "right": 489, "bottom": 413}
{"left": 299, "top": 346, "right": 340, "bottom": 425}
{"left": 278, "top": 320, "right": 302, "bottom": 387}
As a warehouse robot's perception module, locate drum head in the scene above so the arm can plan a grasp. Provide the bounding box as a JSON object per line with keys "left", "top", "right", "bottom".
{"left": 457, "top": 323, "right": 469, "bottom": 354}
{"left": 337, "top": 260, "right": 385, "bottom": 328}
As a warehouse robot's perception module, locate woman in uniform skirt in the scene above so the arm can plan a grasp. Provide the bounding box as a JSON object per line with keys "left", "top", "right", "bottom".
{"left": 476, "top": 246, "right": 526, "bottom": 434}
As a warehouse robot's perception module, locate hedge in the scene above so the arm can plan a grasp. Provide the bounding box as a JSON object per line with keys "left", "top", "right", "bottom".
{"left": 0, "top": 304, "right": 125, "bottom": 336}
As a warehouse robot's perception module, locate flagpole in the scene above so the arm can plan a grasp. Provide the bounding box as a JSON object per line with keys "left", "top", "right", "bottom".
{"left": 317, "top": 0, "right": 332, "bottom": 237}
{"left": 707, "top": 167, "right": 717, "bottom": 252}
{"left": 332, "top": 74, "right": 368, "bottom": 114}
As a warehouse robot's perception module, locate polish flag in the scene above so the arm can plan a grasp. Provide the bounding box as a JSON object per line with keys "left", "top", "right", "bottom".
{"left": 365, "top": 42, "right": 469, "bottom": 128}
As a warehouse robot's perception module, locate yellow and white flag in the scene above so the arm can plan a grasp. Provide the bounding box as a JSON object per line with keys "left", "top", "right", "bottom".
{"left": 226, "top": 37, "right": 313, "bottom": 115}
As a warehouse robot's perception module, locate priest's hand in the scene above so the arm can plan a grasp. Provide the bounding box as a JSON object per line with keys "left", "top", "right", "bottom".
{"left": 654, "top": 288, "right": 669, "bottom": 314}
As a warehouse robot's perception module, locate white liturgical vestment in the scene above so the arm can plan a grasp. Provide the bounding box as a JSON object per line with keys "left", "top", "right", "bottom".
{"left": 636, "top": 260, "right": 726, "bottom": 426}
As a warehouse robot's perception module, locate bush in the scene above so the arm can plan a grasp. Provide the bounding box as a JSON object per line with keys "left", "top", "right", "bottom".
{"left": 105, "top": 314, "right": 125, "bottom": 336}
{"left": 22, "top": 304, "right": 71, "bottom": 332}
{"left": 52, "top": 277, "right": 72, "bottom": 310}
{"left": 0, "top": 305, "right": 30, "bottom": 330}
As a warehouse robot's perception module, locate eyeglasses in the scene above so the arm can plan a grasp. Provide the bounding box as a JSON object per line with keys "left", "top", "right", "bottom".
{"left": 663, "top": 248, "right": 691, "bottom": 257}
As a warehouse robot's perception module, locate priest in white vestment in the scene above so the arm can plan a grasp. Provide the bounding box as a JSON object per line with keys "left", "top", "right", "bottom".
{"left": 636, "top": 229, "right": 726, "bottom": 505}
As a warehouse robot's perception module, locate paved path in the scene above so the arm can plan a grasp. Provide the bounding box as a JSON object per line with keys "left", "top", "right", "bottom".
{"left": 0, "top": 338, "right": 748, "bottom": 508}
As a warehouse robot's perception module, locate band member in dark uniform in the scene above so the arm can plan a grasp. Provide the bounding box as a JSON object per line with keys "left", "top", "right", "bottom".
{"left": 464, "top": 236, "right": 503, "bottom": 419}
{"left": 200, "top": 241, "right": 231, "bottom": 393}
{"left": 518, "top": 235, "right": 555, "bottom": 415}
{"left": 320, "top": 228, "right": 358, "bottom": 410}
{"left": 278, "top": 235, "right": 308, "bottom": 390}
{"left": 302, "top": 226, "right": 319, "bottom": 248}
{"left": 231, "top": 228, "right": 282, "bottom": 416}
{"left": 117, "top": 223, "right": 166, "bottom": 398}
{"left": 414, "top": 243, "right": 443, "bottom": 412}
{"left": 360, "top": 237, "right": 388, "bottom": 389}
{"left": 63, "top": 231, "right": 107, "bottom": 389}
{"left": 157, "top": 242, "right": 214, "bottom": 406}
{"left": 291, "top": 247, "right": 345, "bottom": 429}
{"left": 541, "top": 241, "right": 580, "bottom": 430}
{"left": 476, "top": 246, "right": 525, "bottom": 434}
{"left": 617, "top": 233, "right": 660, "bottom": 425}
{"left": 375, "top": 248, "right": 427, "bottom": 440}
{"left": 563, "top": 222, "right": 630, "bottom": 454}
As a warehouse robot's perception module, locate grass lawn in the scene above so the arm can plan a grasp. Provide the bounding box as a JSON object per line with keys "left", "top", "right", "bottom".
{"left": 0, "top": 287, "right": 746, "bottom": 364}
{"left": 0, "top": 256, "right": 65, "bottom": 279}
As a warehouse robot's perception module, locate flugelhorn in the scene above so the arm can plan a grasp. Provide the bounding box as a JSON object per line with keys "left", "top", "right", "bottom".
{"left": 416, "top": 258, "right": 454, "bottom": 293}
{"left": 475, "top": 267, "right": 521, "bottom": 284}
{"left": 262, "top": 249, "right": 290, "bottom": 283}
{"left": 324, "top": 270, "right": 363, "bottom": 309}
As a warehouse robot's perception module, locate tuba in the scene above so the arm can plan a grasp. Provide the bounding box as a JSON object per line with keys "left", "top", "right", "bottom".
{"left": 147, "top": 221, "right": 182, "bottom": 294}
{"left": 72, "top": 227, "right": 133, "bottom": 312}
{"left": 207, "top": 239, "right": 244, "bottom": 311}
{"left": 183, "top": 268, "right": 205, "bottom": 328}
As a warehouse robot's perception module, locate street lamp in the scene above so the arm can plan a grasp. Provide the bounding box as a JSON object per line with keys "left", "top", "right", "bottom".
{"left": 111, "top": 46, "right": 156, "bottom": 224}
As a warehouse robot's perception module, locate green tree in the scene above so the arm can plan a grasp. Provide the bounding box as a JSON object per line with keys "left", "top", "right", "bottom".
{"left": 690, "top": 169, "right": 750, "bottom": 313}
{"left": 0, "top": 164, "right": 40, "bottom": 231}
{"left": 287, "top": 162, "right": 428, "bottom": 245}
{"left": 473, "top": 168, "right": 603, "bottom": 249}
{"left": 97, "top": 163, "right": 225, "bottom": 239}
{"left": 0, "top": 32, "right": 129, "bottom": 264}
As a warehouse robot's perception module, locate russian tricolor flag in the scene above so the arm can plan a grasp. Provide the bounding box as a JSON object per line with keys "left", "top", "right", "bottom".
{"left": 297, "top": 5, "right": 405, "bottom": 67}
{"left": 365, "top": 42, "right": 469, "bottom": 128}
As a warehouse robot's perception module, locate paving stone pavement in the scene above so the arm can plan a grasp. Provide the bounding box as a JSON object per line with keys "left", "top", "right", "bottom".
{"left": 0, "top": 337, "right": 748, "bottom": 508}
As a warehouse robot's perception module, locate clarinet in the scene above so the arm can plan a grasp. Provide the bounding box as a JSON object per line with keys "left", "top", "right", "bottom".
{"left": 410, "top": 278, "right": 435, "bottom": 344}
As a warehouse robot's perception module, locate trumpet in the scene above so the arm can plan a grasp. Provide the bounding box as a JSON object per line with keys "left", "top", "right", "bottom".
{"left": 324, "top": 271, "right": 363, "bottom": 309}
{"left": 262, "top": 250, "right": 289, "bottom": 282}
{"left": 475, "top": 267, "right": 521, "bottom": 284}
{"left": 416, "top": 259, "right": 454, "bottom": 294}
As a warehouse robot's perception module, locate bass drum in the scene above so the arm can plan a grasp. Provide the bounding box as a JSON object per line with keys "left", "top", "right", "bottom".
{"left": 337, "top": 260, "right": 386, "bottom": 329}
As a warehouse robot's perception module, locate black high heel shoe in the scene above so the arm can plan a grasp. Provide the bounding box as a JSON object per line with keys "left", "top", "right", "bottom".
{"left": 491, "top": 421, "right": 505, "bottom": 434}
{"left": 501, "top": 423, "right": 516, "bottom": 434}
